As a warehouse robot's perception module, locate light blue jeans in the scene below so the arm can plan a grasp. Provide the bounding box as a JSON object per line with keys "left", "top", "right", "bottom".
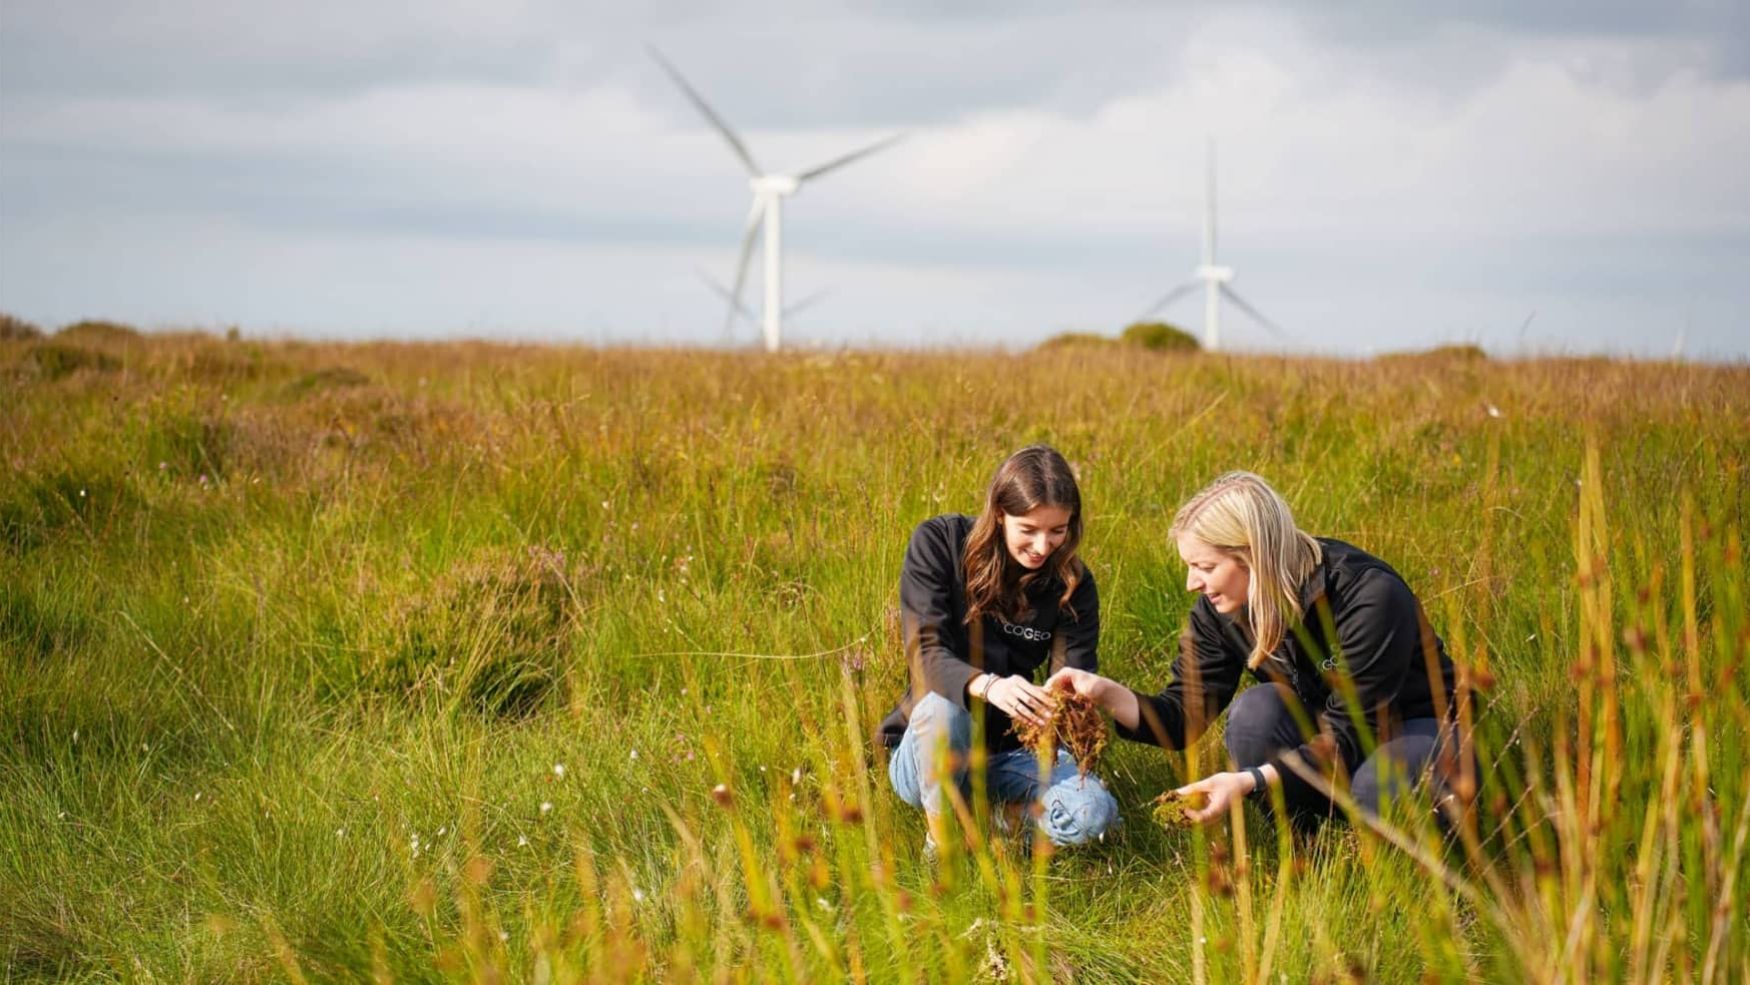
{"left": 888, "top": 692, "right": 1119, "bottom": 847}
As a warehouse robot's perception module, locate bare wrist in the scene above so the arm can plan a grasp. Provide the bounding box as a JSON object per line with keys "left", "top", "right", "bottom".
{"left": 1091, "top": 676, "right": 1120, "bottom": 709}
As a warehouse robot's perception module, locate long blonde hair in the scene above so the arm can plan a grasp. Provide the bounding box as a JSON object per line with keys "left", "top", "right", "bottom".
{"left": 1170, "top": 471, "right": 1322, "bottom": 668}
{"left": 963, "top": 445, "right": 1085, "bottom": 626}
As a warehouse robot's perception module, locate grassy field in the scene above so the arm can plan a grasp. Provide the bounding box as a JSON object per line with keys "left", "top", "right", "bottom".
{"left": 3, "top": 326, "right": 1746, "bottom": 983}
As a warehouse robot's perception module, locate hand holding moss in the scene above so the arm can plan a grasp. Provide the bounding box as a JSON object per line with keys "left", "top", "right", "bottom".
{"left": 1156, "top": 771, "right": 1254, "bottom": 827}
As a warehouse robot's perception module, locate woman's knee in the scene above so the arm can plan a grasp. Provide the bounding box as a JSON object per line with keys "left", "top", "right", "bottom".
{"left": 1352, "top": 732, "right": 1438, "bottom": 815}
{"left": 908, "top": 692, "right": 972, "bottom": 747}
{"left": 1223, "top": 686, "right": 1292, "bottom": 767}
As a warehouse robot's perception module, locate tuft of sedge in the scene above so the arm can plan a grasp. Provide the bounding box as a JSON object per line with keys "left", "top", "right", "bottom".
{"left": 1465, "top": 662, "right": 1497, "bottom": 692}
{"left": 1204, "top": 866, "right": 1233, "bottom": 897}
{"left": 408, "top": 878, "right": 438, "bottom": 917}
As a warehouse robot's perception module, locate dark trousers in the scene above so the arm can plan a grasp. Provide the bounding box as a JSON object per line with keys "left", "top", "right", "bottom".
{"left": 1223, "top": 684, "right": 1463, "bottom": 829}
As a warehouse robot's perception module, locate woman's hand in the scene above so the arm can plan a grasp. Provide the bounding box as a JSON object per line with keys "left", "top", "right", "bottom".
{"left": 1174, "top": 771, "right": 1255, "bottom": 825}
{"left": 984, "top": 675, "right": 1055, "bottom": 727}
{"left": 1045, "top": 666, "right": 1106, "bottom": 702}
{"left": 1045, "top": 667, "right": 1141, "bottom": 730}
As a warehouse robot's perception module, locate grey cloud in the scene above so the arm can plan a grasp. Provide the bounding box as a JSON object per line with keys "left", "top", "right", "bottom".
{"left": 5, "top": 2, "right": 1742, "bottom": 133}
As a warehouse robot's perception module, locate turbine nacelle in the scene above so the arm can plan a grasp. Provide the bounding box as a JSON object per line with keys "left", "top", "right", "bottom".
{"left": 1136, "top": 140, "right": 1287, "bottom": 352}
{"left": 752, "top": 175, "right": 800, "bottom": 197}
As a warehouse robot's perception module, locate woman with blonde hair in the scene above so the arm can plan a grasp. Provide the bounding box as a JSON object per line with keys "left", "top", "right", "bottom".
{"left": 1050, "top": 471, "right": 1462, "bottom": 829}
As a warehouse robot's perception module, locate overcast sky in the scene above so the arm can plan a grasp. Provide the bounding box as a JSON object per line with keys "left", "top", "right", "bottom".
{"left": 3, "top": 2, "right": 1746, "bottom": 358}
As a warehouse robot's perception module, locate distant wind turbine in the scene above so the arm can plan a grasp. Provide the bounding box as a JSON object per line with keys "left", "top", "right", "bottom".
{"left": 651, "top": 47, "right": 903, "bottom": 352}
{"left": 695, "top": 268, "right": 833, "bottom": 338}
{"left": 1138, "top": 139, "right": 1286, "bottom": 351}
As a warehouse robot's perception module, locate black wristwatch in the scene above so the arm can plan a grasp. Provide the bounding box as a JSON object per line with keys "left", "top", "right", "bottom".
{"left": 1244, "top": 766, "right": 1269, "bottom": 800}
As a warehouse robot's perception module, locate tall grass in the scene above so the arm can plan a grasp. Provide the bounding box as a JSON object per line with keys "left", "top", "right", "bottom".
{"left": 1, "top": 332, "right": 1745, "bottom": 982}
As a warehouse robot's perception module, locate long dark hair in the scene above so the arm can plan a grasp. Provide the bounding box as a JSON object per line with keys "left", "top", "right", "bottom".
{"left": 962, "top": 445, "right": 1085, "bottom": 625}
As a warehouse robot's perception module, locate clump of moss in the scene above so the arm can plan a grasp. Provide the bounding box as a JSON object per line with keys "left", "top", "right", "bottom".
{"left": 1150, "top": 789, "right": 1211, "bottom": 828}
{"left": 368, "top": 545, "right": 583, "bottom": 717}
{"left": 284, "top": 366, "right": 373, "bottom": 398}
{"left": 23, "top": 342, "right": 121, "bottom": 380}
{"left": 1013, "top": 689, "right": 1109, "bottom": 778}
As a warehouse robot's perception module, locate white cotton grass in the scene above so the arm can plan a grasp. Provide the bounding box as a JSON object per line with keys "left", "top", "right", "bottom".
{"left": 553, "top": 762, "right": 565, "bottom": 778}
{"left": 539, "top": 801, "right": 553, "bottom": 815}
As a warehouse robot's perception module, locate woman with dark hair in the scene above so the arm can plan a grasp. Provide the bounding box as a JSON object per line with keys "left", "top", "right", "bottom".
{"left": 878, "top": 445, "right": 1119, "bottom": 851}
{"left": 1050, "top": 470, "right": 1466, "bottom": 830}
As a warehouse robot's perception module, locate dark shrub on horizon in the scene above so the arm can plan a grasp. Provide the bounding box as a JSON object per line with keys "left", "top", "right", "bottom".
{"left": 0, "top": 312, "right": 44, "bottom": 340}
{"left": 1036, "top": 331, "right": 1119, "bottom": 350}
{"left": 57, "top": 319, "right": 142, "bottom": 346}
{"left": 1379, "top": 343, "right": 1490, "bottom": 362}
{"left": 1120, "top": 320, "right": 1200, "bottom": 352}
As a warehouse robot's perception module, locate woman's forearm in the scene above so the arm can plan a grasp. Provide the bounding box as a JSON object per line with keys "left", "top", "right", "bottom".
{"left": 1095, "top": 677, "right": 1141, "bottom": 730}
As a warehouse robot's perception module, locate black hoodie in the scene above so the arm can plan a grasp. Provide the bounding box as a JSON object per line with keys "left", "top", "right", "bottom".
{"left": 1115, "top": 538, "right": 1458, "bottom": 804}
{"left": 876, "top": 514, "right": 1100, "bottom": 754}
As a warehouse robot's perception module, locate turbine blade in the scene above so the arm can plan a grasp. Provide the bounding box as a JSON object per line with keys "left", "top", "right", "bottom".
{"left": 1220, "top": 284, "right": 1287, "bottom": 339}
{"left": 1137, "top": 280, "right": 1202, "bottom": 321}
{"left": 1517, "top": 309, "right": 1537, "bottom": 338}
{"left": 783, "top": 287, "right": 833, "bottom": 318}
{"left": 696, "top": 268, "right": 755, "bottom": 321}
{"left": 795, "top": 132, "right": 906, "bottom": 183}
{"left": 648, "top": 45, "right": 761, "bottom": 176}
{"left": 725, "top": 195, "right": 766, "bottom": 337}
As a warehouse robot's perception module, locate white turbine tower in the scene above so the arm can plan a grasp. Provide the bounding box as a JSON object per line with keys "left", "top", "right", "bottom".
{"left": 696, "top": 268, "right": 833, "bottom": 338}
{"left": 652, "top": 48, "right": 903, "bottom": 352}
{"left": 1139, "top": 140, "right": 1286, "bottom": 351}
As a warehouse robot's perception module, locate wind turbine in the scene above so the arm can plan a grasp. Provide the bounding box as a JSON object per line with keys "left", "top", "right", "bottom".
{"left": 695, "top": 268, "right": 833, "bottom": 338}
{"left": 1138, "top": 139, "right": 1286, "bottom": 351}
{"left": 651, "top": 47, "right": 903, "bottom": 352}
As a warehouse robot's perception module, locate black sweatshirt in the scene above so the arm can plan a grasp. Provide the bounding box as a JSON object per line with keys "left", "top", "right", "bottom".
{"left": 877, "top": 514, "right": 1100, "bottom": 754}
{"left": 1115, "top": 538, "right": 1457, "bottom": 803}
